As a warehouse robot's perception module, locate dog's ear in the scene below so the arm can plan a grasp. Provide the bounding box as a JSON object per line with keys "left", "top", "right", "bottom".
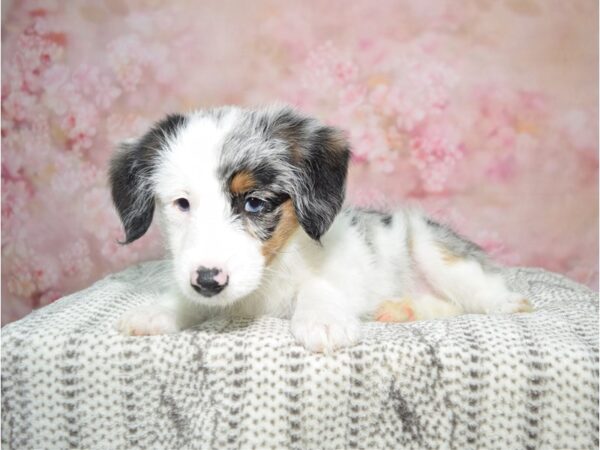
{"left": 109, "top": 114, "right": 186, "bottom": 244}
{"left": 269, "top": 108, "right": 351, "bottom": 241}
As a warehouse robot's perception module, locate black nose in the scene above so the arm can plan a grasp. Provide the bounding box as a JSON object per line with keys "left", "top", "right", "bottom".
{"left": 191, "top": 267, "right": 228, "bottom": 297}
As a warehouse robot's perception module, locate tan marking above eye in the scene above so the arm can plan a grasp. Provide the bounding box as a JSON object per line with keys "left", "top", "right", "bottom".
{"left": 230, "top": 171, "right": 256, "bottom": 194}
{"left": 261, "top": 199, "right": 298, "bottom": 264}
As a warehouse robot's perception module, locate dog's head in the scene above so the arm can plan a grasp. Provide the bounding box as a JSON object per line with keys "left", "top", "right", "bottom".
{"left": 109, "top": 106, "right": 350, "bottom": 306}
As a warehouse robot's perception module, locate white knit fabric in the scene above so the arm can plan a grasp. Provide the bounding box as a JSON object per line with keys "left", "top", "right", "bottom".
{"left": 2, "top": 261, "right": 598, "bottom": 450}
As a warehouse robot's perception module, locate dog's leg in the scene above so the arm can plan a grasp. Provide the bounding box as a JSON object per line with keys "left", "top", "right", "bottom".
{"left": 291, "top": 278, "right": 361, "bottom": 353}
{"left": 375, "top": 294, "right": 463, "bottom": 323}
{"left": 407, "top": 212, "right": 533, "bottom": 315}
{"left": 117, "top": 290, "right": 205, "bottom": 336}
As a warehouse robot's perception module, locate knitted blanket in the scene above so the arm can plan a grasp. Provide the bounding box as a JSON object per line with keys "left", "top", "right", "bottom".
{"left": 2, "top": 261, "right": 598, "bottom": 450}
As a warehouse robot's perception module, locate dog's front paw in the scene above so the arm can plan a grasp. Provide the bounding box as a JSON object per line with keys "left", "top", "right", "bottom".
{"left": 375, "top": 298, "right": 417, "bottom": 323}
{"left": 117, "top": 305, "right": 180, "bottom": 336}
{"left": 291, "top": 314, "right": 361, "bottom": 353}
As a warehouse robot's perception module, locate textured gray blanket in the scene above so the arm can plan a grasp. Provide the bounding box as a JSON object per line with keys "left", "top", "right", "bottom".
{"left": 2, "top": 261, "right": 598, "bottom": 450}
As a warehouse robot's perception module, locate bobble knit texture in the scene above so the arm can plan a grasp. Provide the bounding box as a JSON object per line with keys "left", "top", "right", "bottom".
{"left": 2, "top": 261, "right": 598, "bottom": 450}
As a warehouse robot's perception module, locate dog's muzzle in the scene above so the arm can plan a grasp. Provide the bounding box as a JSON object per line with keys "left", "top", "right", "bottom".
{"left": 191, "top": 266, "right": 229, "bottom": 297}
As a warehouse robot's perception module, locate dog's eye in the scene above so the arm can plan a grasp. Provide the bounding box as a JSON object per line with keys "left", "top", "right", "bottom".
{"left": 244, "top": 197, "right": 266, "bottom": 214}
{"left": 174, "top": 198, "right": 190, "bottom": 211}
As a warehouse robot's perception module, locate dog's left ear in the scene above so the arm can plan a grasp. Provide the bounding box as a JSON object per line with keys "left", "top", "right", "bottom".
{"left": 269, "top": 108, "right": 351, "bottom": 241}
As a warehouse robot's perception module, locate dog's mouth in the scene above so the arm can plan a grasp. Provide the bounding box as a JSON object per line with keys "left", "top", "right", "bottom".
{"left": 190, "top": 281, "right": 227, "bottom": 297}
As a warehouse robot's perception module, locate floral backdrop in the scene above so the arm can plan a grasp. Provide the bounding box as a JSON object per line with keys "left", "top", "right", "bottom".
{"left": 2, "top": 0, "right": 598, "bottom": 324}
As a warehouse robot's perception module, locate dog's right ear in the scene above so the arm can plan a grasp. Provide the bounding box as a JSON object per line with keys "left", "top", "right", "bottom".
{"left": 109, "top": 114, "right": 186, "bottom": 244}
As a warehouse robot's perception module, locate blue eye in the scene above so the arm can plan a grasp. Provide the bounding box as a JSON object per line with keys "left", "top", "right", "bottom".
{"left": 244, "top": 197, "right": 266, "bottom": 214}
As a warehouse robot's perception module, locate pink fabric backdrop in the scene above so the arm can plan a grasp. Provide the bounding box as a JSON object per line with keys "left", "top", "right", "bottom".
{"left": 2, "top": 0, "right": 598, "bottom": 325}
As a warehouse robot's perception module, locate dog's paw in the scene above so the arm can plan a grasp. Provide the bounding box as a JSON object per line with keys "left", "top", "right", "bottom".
{"left": 506, "top": 295, "right": 534, "bottom": 313}
{"left": 486, "top": 292, "right": 534, "bottom": 315}
{"left": 291, "top": 314, "right": 361, "bottom": 353}
{"left": 117, "top": 305, "right": 180, "bottom": 336}
{"left": 375, "top": 298, "right": 416, "bottom": 323}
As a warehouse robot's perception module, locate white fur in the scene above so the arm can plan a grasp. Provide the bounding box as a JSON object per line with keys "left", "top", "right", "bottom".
{"left": 153, "top": 110, "right": 265, "bottom": 306}
{"left": 117, "top": 112, "right": 531, "bottom": 352}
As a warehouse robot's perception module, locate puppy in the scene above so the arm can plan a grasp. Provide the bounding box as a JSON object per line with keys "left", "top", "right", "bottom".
{"left": 111, "top": 105, "right": 532, "bottom": 352}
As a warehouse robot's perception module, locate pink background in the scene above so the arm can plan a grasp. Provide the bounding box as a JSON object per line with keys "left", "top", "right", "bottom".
{"left": 2, "top": 0, "right": 598, "bottom": 325}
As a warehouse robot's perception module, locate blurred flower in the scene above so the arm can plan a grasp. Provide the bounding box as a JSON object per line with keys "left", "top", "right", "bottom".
{"left": 409, "top": 121, "right": 464, "bottom": 192}
{"left": 559, "top": 109, "right": 598, "bottom": 157}
{"left": 59, "top": 239, "right": 93, "bottom": 279}
{"left": 0, "top": 0, "right": 596, "bottom": 325}
{"left": 105, "top": 113, "right": 151, "bottom": 144}
{"left": 107, "top": 35, "right": 151, "bottom": 92}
